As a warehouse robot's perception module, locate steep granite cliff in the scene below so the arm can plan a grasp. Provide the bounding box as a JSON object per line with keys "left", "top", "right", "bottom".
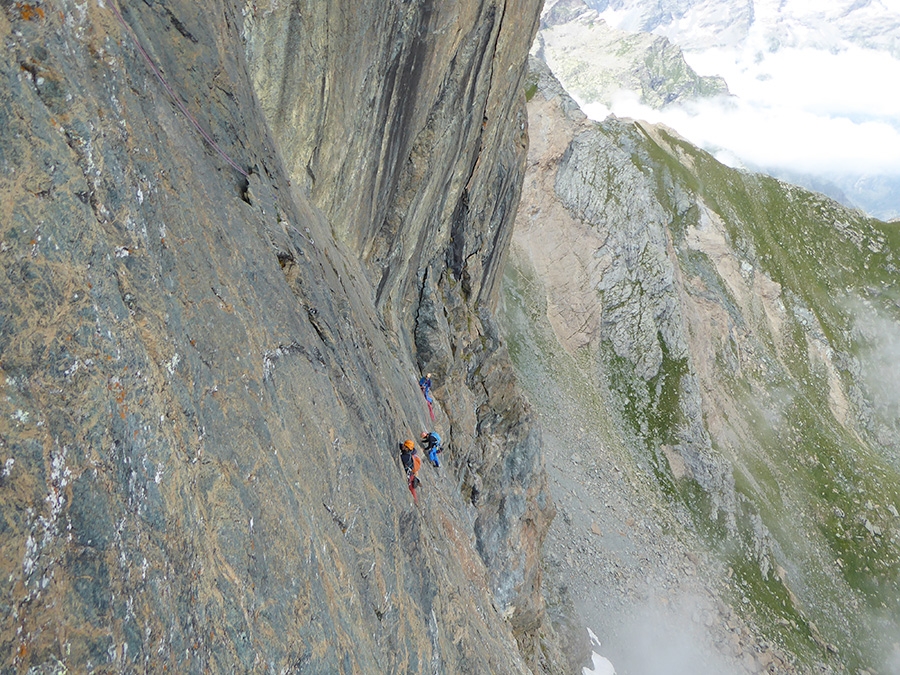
{"left": 0, "top": 1, "right": 559, "bottom": 672}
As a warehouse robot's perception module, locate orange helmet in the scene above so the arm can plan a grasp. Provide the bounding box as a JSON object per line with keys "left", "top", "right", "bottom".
{"left": 421, "top": 432, "right": 428, "bottom": 439}
{"left": 403, "top": 439, "right": 415, "bottom": 450}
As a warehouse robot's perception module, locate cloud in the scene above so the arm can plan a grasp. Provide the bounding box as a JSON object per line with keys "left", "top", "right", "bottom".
{"left": 577, "top": 44, "right": 900, "bottom": 204}
{"left": 596, "top": 599, "right": 741, "bottom": 675}
{"left": 846, "top": 296, "right": 900, "bottom": 454}
{"left": 577, "top": 592, "right": 743, "bottom": 675}
{"left": 695, "top": 46, "right": 900, "bottom": 123}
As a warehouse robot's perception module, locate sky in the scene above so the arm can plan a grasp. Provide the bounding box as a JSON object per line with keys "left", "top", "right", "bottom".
{"left": 578, "top": 3, "right": 900, "bottom": 219}
{"left": 580, "top": 44, "right": 900, "bottom": 174}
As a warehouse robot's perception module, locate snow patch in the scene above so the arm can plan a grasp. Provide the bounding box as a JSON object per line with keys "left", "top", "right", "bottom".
{"left": 583, "top": 627, "right": 616, "bottom": 675}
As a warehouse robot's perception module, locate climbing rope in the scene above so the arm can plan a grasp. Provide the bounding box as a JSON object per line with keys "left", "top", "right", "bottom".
{"left": 109, "top": 2, "right": 251, "bottom": 178}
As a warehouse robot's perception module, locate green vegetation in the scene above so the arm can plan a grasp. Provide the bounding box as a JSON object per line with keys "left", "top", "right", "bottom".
{"left": 725, "top": 551, "right": 821, "bottom": 661}
{"left": 524, "top": 70, "right": 540, "bottom": 103}
{"left": 636, "top": 121, "right": 900, "bottom": 670}
{"left": 507, "top": 107, "right": 900, "bottom": 670}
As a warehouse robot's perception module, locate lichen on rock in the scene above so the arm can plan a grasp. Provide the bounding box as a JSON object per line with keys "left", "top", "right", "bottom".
{"left": 0, "top": 0, "right": 560, "bottom": 672}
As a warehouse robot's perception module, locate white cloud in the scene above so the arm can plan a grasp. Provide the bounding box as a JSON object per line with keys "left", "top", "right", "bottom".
{"left": 579, "top": 45, "right": 900, "bottom": 179}
{"left": 687, "top": 45, "right": 900, "bottom": 123}
{"left": 590, "top": 600, "right": 740, "bottom": 675}
{"left": 570, "top": 1, "right": 900, "bottom": 217}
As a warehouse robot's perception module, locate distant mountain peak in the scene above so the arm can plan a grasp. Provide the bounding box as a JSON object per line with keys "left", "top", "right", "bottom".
{"left": 538, "top": 0, "right": 730, "bottom": 110}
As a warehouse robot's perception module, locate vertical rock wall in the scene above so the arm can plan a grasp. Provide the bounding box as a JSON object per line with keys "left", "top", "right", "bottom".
{"left": 0, "top": 0, "right": 553, "bottom": 672}
{"left": 243, "top": 0, "right": 555, "bottom": 653}
{"left": 242, "top": 0, "right": 540, "bottom": 315}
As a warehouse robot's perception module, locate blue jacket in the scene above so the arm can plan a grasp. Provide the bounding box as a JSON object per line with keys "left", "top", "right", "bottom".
{"left": 419, "top": 377, "right": 433, "bottom": 403}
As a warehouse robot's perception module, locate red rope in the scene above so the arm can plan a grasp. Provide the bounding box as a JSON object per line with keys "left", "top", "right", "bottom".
{"left": 109, "top": 2, "right": 250, "bottom": 178}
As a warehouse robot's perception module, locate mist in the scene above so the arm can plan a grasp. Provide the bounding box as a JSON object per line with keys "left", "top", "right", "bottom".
{"left": 579, "top": 6, "right": 900, "bottom": 220}
{"left": 586, "top": 597, "right": 744, "bottom": 675}
{"left": 847, "top": 297, "right": 900, "bottom": 461}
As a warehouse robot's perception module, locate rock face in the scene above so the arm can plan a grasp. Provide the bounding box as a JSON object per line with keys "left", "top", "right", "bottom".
{"left": 0, "top": 1, "right": 557, "bottom": 672}
{"left": 508, "top": 58, "right": 900, "bottom": 672}
{"left": 242, "top": 0, "right": 537, "bottom": 315}
{"left": 517, "top": 59, "right": 734, "bottom": 522}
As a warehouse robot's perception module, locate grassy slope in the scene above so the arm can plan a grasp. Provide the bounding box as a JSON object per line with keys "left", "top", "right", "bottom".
{"left": 631, "top": 122, "right": 900, "bottom": 670}
{"left": 505, "top": 114, "right": 900, "bottom": 670}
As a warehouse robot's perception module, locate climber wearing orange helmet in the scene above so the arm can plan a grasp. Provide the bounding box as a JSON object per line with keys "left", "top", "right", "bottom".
{"left": 399, "top": 438, "right": 422, "bottom": 504}
{"left": 399, "top": 439, "right": 416, "bottom": 476}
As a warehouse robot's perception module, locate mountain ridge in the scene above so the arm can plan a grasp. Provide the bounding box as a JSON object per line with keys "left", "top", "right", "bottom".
{"left": 507, "top": 55, "right": 900, "bottom": 673}
{"left": 537, "top": 0, "right": 729, "bottom": 110}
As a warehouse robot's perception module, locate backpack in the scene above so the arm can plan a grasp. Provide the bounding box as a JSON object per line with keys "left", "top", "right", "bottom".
{"left": 412, "top": 454, "right": 422, "bottom": 474}
{"left": 401, "top": 450, "right": 413, "bottom": 474}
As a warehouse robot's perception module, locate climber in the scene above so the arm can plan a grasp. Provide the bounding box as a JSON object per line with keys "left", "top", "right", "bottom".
{"left": 421, "top": 431, "right": 442, "bottom": 468}
{"left": 399, "top": 439, "right": 422, "bottom": 504}
{"left": 419, "top": 373, "right": 435, "bottom": 421}
{"left": 399, "top": 438, "right": 416, "bottom": 476}
{"left": 418, "top": 373, "right": 433, "bottom": 402}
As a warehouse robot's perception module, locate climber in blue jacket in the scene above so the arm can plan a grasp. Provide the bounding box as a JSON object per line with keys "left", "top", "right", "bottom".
{"left": 418, "top": 373, "right": 433, "bottom": 404}
{"left": 419, "top": 373, "right": 436, "bottom": 421}
{"left": 421, "top": 431, "right": 442, "bottom": 468}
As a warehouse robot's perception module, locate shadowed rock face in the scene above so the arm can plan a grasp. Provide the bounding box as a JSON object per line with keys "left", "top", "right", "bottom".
{"left": 0, "top": 1, "right": 553, "bottom": 672}
{"left": 244, "top": 0, "right": 555, "bottom": 651}
{"left": 244, "top": 0, "right": 540, "bottom": 316}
